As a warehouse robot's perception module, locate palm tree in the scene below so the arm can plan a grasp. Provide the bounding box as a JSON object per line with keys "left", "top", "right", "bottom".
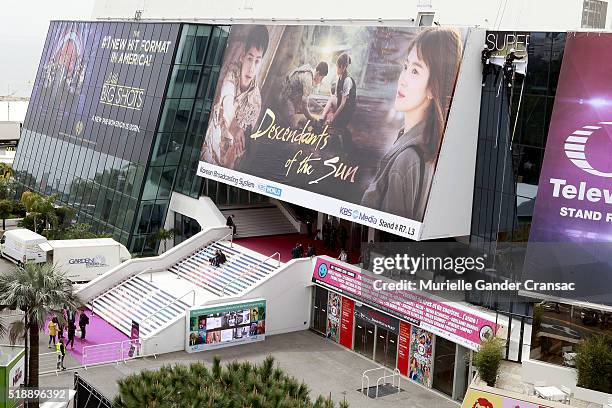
{"left": 149, "top": 228, "right": 177, "bottom": 253}
{"left": 0, "top": 262, "right": 81, "bottom": 406}
{"left": 0, "top": 163, "right": 14, "bottom": 180}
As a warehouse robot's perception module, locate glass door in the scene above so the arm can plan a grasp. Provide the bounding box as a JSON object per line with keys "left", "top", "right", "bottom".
{"left": 354, "top": 316, "right": 375, "bottom": 359}
{"left": 432, "top": 336, "right": 456, "bottom": 397}
{"left": 310, "top": 286, "right": 328, "bottom": 335}
{"left": 375, "top": 327, "right": 398, "bottom": 368}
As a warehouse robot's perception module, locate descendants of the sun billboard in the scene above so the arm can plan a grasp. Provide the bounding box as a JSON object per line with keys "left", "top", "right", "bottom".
{"left": 201, "top": 25, "right": 466, "bottom": 222}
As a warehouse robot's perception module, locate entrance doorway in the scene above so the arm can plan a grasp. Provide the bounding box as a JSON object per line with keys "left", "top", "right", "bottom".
{"left": 432, "top": 336, "right": 456, "bottom": 397}
{"left": 311, "top": 286, "right": 328, "bottom": 335}
{"left": 354, "top": 316, "right": 375, "bottom": 359}
{"left": 374, "top": 327, "right": 398, "bottom": 368}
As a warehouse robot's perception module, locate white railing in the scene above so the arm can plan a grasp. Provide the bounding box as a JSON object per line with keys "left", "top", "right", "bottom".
{"left": 221, "top": 251, "right": 281, "bottom": 296}
{"left": 39, "top": 351, "right": 63, "bottom": 375}
{"left": 82, "top": 336, "right": 160, "bottom": 369}
{"left": 361, "top": 367, "right": 401, "bottom": 398}
{"left": 77, "top": 226, "right": 232, "bottom": 302}
{"left": 138, "top": 289, "right": 195, "bottom": 332}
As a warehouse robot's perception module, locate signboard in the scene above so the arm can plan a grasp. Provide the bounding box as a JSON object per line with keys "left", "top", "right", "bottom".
{"left": 408, "top": 326, "right": 434, "bottom": 388}
{"left": 526, "top": 32, "right": 612, "bottom": 304}
{"left": 397, "top": 321, "right": 411, "bottom": 376}
{"left": 461, "top": 388, "right": 554, "bottom": 408}
{"left": 198, "top": 24, "right": 469, "bottom": 239}
{"left": 312, "top": 257, "right": 497, "bottom": 350}
{"left": 485, "top": 31, "right": 529, "bottom": 74}
{"left": 326, "top": 292, "right": 341, "bottom": 342}
{"left": 7, "top": 356, "right": 24, "bottom": 390}
{"left": 186, "top": 299, "right": 266, "bottom": 353}
{"left": 354, "top": 304, "right": 399, "bottom": 334}
{"left": 24, "top": 21, "right": 179, "bottom": 165}
{"left": 339, "top": 297, "right": 355, "bottom": 349}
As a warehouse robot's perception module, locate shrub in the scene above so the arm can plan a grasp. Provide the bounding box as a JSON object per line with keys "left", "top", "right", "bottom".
{"left": 113, "top": 356, "right": 349, "bottom": 408}
{"left": 575, "top": 334, "right": 612, "bottom": 394}
{"left": 473, "top": 337, "right": 504, "bottom": 387}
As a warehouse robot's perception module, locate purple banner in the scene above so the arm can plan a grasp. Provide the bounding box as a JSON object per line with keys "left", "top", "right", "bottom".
{"left": 527, "top": 33, "right": 612, "bottom": 304}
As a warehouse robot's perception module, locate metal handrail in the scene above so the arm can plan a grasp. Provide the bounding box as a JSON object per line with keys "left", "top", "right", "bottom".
{"left": 90, "top": 267, "right": 157, "bottom": 315}
{"left": 221, "top": 251, "right": 280, "bottom": 296}
{"left": 361, "top": 367, "right": 400, "bottom": 398}
{"left": 138, "top": 289, "right": 195, "bottom": 332}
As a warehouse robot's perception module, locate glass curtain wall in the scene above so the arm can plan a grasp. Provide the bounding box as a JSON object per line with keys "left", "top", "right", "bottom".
{"left": 131, "top": 25, "right": 230, "bottom": 254}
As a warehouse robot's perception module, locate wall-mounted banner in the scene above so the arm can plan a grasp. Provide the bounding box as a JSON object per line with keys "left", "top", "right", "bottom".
{"left": 198, "top": 24, "right": 469, "bottom": 239}
{"left": 484, "top": 31, "right": 529, "bottom": 75}
{"left": 326, "top": 291, "right": 341, "bottom": 342}
{"left": 24, "top": 21, "right": 179, "bottom": 164}
{"left": 186, "top": 299, "right": 266, "bottom": 353}
{"left": 408, "top": 326, "right": 434, "bottom": 388}
{"left": 312, "top": 256, "right": 497, "bottom": 350}
{"left": 526, "top": 32, "right": 612, "bottom": 305}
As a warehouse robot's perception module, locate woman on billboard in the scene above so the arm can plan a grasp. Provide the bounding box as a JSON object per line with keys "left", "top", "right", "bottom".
{"left": 361, "top": 27, "right": 463, "bottom": 221}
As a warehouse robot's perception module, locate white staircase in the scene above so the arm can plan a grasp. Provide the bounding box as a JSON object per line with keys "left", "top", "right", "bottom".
{"left": 89, "top": 276, "right": 191, "bottom": 337}
{"left": 221, "top": 206, "right": 298, "bottom": 237}
{"left": 169, "top": 241, "right": 279, "bottom": 296}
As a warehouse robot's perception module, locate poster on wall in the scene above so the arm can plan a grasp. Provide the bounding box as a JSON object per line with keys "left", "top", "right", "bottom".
{"left": 24, "top": 21, "right": 179, "bottom": 165}
{"left": 397, "top": 321, "right": 411, "bottom": 376}
{"left": 186, "top": 299, "right": 266, "bottom": 353}
{"left": 197, "top": 24, "right": 470, "bottom": 239}
{"left": 525, "top": 32, "right": 612, "bottom": 305}
{"left": 326, "top": 292, "right": 341, "bottom": 342}
{"left": 408, "top": 326, "right": 434, "bottom": 388}
{"left": 339, "top": 297, "right": 355, "bottom": 349}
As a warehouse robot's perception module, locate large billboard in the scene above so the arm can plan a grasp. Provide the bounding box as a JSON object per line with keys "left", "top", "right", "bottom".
{"left": 24, "top": 21, "right": 179, "bottom": 164}
{"left": 186, "top": 299, "right": 266, "bottom": 352}
{"left": 525, "top": 33, "right": 612, "bottom": 304}
{"left": 198, "top": 24, "right": 469, "bottom": 238}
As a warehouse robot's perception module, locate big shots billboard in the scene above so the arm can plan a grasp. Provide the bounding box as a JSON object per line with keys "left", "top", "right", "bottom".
{"left": 24, "top": 21, "right": 179, "bottom": 164}
{"left": 186, "top": 299, "right": 266, "bottom": 353}
{"left": 525, "top": 32, "right": 612, "bottom": 305}
{"left": 198, "top": 25, "right": 470, "bottom": 239}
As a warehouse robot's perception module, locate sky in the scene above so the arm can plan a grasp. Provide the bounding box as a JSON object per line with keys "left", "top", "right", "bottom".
{"left": 0, "top": 0, "right": 95, "bottom": 98}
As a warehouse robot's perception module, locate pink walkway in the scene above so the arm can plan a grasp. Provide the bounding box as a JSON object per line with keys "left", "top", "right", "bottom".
{"left": 44, "top": 309, "right": 129, "bottom": 365}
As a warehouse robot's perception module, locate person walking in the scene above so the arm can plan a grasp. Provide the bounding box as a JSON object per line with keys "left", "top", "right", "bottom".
{"left": 48, "top": 317, "right": 58, "bottom": 348}
{"left": 307, "top": 245, "right": 316, "bottom": 258}
{"left": 338, "top": 249, "right": 348, "bottom": 262}
{"left": 56, "top": 338, "right": 66, "bottom": 371}
{"left": 291, "top": 243, "right": 301, "bottom": 259}
{"left": 226, "top": 215, "right": 237, "bottom": 236}
{"left": 67, "top": 320, "right": 76, "bottom": 349}
{"left": 79, "top": 312, "right": 90, "bottom": 340}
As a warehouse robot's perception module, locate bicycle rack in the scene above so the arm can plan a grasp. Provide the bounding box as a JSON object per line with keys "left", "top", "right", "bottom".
{"left": 361, "top": 367, "right": 401, "bottom": 398}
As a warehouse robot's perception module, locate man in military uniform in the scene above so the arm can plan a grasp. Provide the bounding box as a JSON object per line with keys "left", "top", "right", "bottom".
{"left": 201, "top": 26, "right": 270, "bottom": 169}
{"left": 278, "top": 61, "right": 329, "bottom": 127}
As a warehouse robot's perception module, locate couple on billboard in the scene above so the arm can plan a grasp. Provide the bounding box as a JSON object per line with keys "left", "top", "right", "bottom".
{"left": 201, "top": 25, "right": 462, "bottom": 222}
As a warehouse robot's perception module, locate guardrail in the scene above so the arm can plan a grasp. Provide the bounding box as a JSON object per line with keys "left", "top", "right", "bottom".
{"left": 82, "top": 336, "right": 160, "bottom": 369}
{"left": 361, "top": 367, "right": 401, "bottom": 398}
{"left": 221, "top": 251, "right": 281, "bottom": 296}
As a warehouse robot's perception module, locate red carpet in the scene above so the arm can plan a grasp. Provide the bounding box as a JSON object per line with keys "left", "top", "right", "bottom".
{"left": 235, "top": 233, "right": 360, "bottom": 264}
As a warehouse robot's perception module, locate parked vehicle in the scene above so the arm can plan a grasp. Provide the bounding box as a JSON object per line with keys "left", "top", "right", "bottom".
{"left": 38, "top": 238, "right": 131, "bottom": 283}
{"left": 0, "top": 228, "right": 47, "bottom": 265}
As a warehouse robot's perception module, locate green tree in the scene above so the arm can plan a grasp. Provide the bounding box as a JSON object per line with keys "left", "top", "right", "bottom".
{"left": 575, "top": 334, "right": 612, "bottom": 393}
{"left": 0, "top": 262, "right": 81, "bottom": 405}
{"left": 473, "top": 336, "right": 504, "bottom": 387}
{"left": 0, "top": 163, "right": 14, "bottom": 180}
{"left": 113, "top": 356, "right": 349, "bottom": 408}
{"left": 0, "top": 177, "right": 18, "bottom": 200}
{"left": 148, "top": 228, "right": 177, "bottom": 253}
{"left": 20, "top": 191, "right": 58, "bottom": 234}
{"left": 0, "top": 199, "right": 13, "bottom": 230}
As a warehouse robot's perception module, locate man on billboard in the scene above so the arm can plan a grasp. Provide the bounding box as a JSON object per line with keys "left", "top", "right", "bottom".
{"left": 201, "top": 25, "right": 270, "bottom": 169}
{"left": 361, "top": 27, "right": 463, "bottom": 221}
{"left": 278, "top": 61, "right": 329, "bottom": 127}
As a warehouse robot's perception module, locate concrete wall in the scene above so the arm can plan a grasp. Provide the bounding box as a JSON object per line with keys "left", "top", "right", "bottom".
{"left": 144, "top": 257, "right": 314, "bottom": 353}
{"left": 92, "top": 0, "right": 589, "bottom": 31}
